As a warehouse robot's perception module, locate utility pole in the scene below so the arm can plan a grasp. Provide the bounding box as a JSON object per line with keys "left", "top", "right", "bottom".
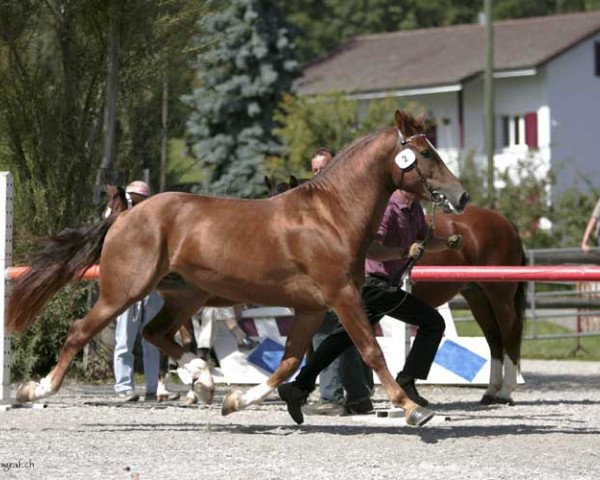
{"left": 484, "top": 0, "right": 495, "bottom": 208}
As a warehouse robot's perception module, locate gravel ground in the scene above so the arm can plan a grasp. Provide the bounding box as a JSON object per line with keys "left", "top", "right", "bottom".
{"left": 1, "top": 359, "right": 599, "bottom": 480}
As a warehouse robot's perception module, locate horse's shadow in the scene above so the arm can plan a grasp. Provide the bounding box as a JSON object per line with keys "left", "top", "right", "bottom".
{"left": 79, "top": 419, "right": 600, "bottom": 444}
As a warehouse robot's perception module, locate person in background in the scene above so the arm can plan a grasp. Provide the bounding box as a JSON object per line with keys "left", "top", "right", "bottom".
{"left": 581, "top": 197, "right": 600, "bottom": 253}
{"left": 112, "top": 180, "right": 178, "bottom": 402}
{"left": 192, "top": 306, "right": 257, "bottom": 367}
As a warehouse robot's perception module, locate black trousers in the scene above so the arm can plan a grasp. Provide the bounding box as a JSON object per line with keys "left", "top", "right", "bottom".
{"left": 295, "top": 275, "right": 445, "bottom": 392}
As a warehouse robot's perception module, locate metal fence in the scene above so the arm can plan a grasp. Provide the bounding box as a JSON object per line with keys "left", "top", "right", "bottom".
{"left": 452, "top": 247, "right": 600, "bottom": 342}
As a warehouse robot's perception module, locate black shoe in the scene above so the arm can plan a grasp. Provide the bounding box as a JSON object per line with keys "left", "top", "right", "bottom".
{"left": 396, "top": 373, "right": 429, "bottom": 407}
{"left": 345, "top": 397, "right": 374, "bottom": 415}
{"left": 277, "top": 382, "right": 309, "bottom": 424}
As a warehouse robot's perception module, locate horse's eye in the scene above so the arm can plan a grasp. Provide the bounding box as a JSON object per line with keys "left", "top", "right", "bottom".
{"left": 420, "top": 149, "right": 433, "bottom": 159}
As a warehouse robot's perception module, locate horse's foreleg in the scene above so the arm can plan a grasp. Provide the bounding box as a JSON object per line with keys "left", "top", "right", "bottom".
{"left": 17, "top": 300, "right": 120, "bottom": 403}
{"left": 222, "top": 309, "right": 325, "bottom": 415}
{"left": 333, "top": 286, "right": 434, "bottom": 427}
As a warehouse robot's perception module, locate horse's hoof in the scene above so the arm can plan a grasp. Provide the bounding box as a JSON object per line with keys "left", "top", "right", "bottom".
{"left": 16, "top": 381, "right": 38, "bottom": 403}
{"left": 222, "top": 390, "right": 242, "bottom": 416}
{"left": 480, "top": 394, "right": 515, "bottom": 406}
{"left": 185, "top": 390, "right": 198, "bottom": 405}
{"left": 406, "top": 406, "right": 435, "bottom": 427}
{"left": 199, "top": 385, "right": 214, "bottom": 405}
{"left": 497, "top": 396, "right": 515, "bottom": 406}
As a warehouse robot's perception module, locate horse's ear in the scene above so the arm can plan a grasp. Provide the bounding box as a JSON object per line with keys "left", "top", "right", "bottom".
{"left": 394, "top": 110, "right": 411, "bottom": 136}
{"left": 264, "top": 175, "right": 273, "bottom": 191}
{"left": 104, "top": 184, "right": 117, "bottom": 196}
{"left": 415, "top": 112, "right": 427, "bottom": 131}
{"left": 289, "top": 175, "right": 299, "bottom": 188}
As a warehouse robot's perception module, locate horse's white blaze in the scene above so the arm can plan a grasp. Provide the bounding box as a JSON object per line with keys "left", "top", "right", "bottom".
{"left": 485, "top": 358, "right": 503, "bottom": 397}
{"left": 239, "top": 382, "right": 273, "bottom": 409}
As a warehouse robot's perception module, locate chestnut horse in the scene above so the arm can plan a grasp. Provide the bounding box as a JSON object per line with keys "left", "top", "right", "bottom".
{"left": 7, "top": 110, "right": 468, "bottom": 427}
{"left": 265, "top": 178, "right": 525, "bottom": 405}
{"left": 412, "top": 207, "right": 526, "bottom": 405}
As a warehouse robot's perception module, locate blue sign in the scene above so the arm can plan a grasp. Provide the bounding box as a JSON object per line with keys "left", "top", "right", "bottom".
{"left": 433, "top": 339, "right": 487, "bottom": 382}
{"left": 247, "top": 337, "right": 305, "bottom": 375}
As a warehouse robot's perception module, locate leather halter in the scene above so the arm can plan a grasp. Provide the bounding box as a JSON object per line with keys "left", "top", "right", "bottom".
{"left": 396, "top": 130, "right": 458, "bottom": 213}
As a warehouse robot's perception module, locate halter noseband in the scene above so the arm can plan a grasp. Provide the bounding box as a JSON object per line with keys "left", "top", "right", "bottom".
{"left": 396, "top": 129, "right": 458, "bottom": 214}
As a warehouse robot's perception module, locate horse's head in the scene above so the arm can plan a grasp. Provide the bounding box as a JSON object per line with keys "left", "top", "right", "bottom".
{"left": 264, "top": 175, "right": 301, "bottom": 197}
{"left": 390, "top": 110, "right": 469, "bottom": 214}
{"left": 102, "top": 184, "right": 128, "bottom": 218}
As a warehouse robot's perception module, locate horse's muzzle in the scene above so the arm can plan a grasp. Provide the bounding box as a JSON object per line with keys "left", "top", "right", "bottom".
{"left": 432, "top": 190, "right": 469, "bottom": 214}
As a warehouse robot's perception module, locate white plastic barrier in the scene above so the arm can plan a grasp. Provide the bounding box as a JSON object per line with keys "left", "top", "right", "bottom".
{"left": 1, "top": 173, "right": 13, "bottom": 403}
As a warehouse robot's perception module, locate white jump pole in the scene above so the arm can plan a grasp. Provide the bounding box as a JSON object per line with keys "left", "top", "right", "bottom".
{"left": 1, "top": 172, "right": 13, "bottom": 405}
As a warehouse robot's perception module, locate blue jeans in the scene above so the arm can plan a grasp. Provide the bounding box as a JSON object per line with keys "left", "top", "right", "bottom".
{"left": 113, "top": 292, "right": 164, "bottom": 394}
{"left": 314, "top": 311, "right": 371, "bottom": 405}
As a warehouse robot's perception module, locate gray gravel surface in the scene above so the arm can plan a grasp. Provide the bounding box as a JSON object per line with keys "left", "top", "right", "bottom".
{"left": 1, "top": 359, "right": 599, "bottom": 480}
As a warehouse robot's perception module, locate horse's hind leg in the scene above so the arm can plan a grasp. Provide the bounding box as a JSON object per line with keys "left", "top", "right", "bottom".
{"left": 16, "top": 295, "right": 130, "bottom": 402}
{"left": 142, "top": 288, "right": 214, "bottom": 404}
{"left": 462, "top": 285, "right": 505, "bottom": 403}
{"left": 222, "top": 308, "right": 325, "bottom": 415}
{"left": 156, "top": 320, "right": 196, "bottom": 402}
{"left": 483, "top": 283, "right": 522, "bottom": 405}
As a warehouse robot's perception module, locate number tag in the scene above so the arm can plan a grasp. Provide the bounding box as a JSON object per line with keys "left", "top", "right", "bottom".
{"left": 394, "top": 149, "right": 416, "bottom": 169}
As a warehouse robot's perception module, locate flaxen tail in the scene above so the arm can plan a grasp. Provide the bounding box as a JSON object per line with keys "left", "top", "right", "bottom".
{"left": 6, "top": 216, "right": 117, "bottom": 333}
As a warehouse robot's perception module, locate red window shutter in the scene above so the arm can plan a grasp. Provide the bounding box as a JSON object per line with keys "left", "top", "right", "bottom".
{"left": 525, "top": 112, "right": 538, "bottom": 149}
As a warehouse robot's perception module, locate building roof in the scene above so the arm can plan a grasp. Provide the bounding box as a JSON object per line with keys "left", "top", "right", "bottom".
{"left": 296, "top": 11, "right": 600, "bottom": 96}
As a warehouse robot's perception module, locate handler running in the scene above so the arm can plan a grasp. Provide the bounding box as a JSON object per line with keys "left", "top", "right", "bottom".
{"left": 278, "top": 189, "right": 463, "bottom": 424}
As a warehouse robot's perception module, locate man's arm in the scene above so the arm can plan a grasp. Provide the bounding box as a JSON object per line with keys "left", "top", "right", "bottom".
{"left": 366, "top": 240, "right": 408, "bottom": 261}
{"left": 582, "top": 216, "right": 598, "bottom": 253}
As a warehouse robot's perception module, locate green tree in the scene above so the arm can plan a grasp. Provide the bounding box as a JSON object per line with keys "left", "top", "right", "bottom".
{"left": 276, "top": 0, "right": 598, "bottom": 65}
{"left": 551, "top": 177, "right": 600, "bottom": 247}
{"left": 184, "top": 0, "right": 298, "bottom": 197}
{"left": 494, "top": 0, "right": 600, "bottom": 19}
{"left": 0, "top": 0, "right": 203, "bottom": 380}
{"left": 457, "top": 150, "right": 486, "bottom": 206}
{"left": 270, "top": 93, "right": 423, "bottom": 178}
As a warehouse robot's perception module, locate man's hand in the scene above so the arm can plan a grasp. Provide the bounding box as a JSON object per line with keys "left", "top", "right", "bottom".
{"left": 446, "top": 234, "right": 463, "bottom": 250}
{"left": 408, "top": 242, "right": 425, "bottom": 260}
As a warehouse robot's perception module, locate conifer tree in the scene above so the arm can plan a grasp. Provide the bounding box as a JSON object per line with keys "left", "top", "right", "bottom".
{"left": 184, "top": 0, "right": 298, "bottom": 197}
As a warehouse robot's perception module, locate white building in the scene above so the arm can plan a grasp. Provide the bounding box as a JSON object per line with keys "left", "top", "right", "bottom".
{"left": 296, "top": 11, "right": 600, "bottom": 194}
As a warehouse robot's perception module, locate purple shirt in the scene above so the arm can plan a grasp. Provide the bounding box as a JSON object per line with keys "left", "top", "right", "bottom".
{"left": 365, "top": 194, "right": 428, "bottom": 279}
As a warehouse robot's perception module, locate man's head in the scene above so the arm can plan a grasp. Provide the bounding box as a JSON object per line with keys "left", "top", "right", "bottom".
{"left": 125, "top": 180, "right": 150, "bottom": 207}
{"left": 311, "top": 147, "right": 333, "bottom": 176}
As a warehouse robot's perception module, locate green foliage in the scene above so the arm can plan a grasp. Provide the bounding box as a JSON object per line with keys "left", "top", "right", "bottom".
{"left": 494, "top": 0, "right": 600, "bottom": 20}
{"left": 495, "top": 157, "right": 555, "bottom": 248}
{"left": 457, "top": 150, "right": 486, "bottom": 206}
{"left": 0, "top": 0, "right": 203, "bottom": 380}
{"left": 457, "top": 152, "right": 600, "bottom": 249}
{"left": 10, "top": 284, "right": 92, "bottom": 381}
{"left": 184, "top": 0, "right": 299, "bottom": 197}
{"left": 550, "top": 177, "right": 600, "bottom": 247}
{"left": 276, "top": 0, "right": 483, "bottom": 64}
{"left": 270, "top": 93, "right": 422, "bottom": 178}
